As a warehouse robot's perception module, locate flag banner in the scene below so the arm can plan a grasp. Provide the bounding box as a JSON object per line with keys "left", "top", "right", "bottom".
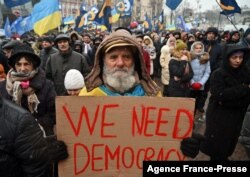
{"left": 155, "top": 11, "right": 164, "bottom": 32}
{"left": 10, "top": 17, "right": 23, "bottom": 33}
{"left": 111, "top": 8, "right": 120, "bottom": 23}
{"left": 4, "top": 17, "right": 11, "bottom": 37}
{"left": 14, "top": 15, "right": 32, "bottom": 35}
{"left": 143, "top": 14, "right": 152, "bottom": 32}
{"left": 176, "top": 15, "right": 190, "bottom": 32}
{"left": 63, "top": 16, "right": 75, "bottom": 25}
{"left": 166, "top": 0, "right": 182, "bottom": 11}
{"left": 94, "top": 0, "right": 112, "bottom": 32}
{"left": 31, "top": 0, "right": 61, "bottom": 36}
{"left": 219, "top": 0, "right": 241, "bottom": 15}
{"left": 75, "top": 3, "right": 88, "bottom": 30}
{"left": 88, "top": 6, "right": 99, "bottom": 21}
{"left": 4, "top": 0, "right": 30, "bottom": 8}
{"left": 119, "top": 0, "right": 134, "bottom": 18}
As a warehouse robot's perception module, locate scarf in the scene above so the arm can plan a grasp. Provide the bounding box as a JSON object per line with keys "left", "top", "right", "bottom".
{"left": 6, "top": 68, "right": 40, "bottom": 113}
{"left": 100, "top": 84, "right": 145, "bottom": 96}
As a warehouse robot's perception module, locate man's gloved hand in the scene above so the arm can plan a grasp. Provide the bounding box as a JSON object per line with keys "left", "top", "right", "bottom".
{"left": 45, "top": 136, "right": 69, "bottom": 162}
{"left": 180, "top": 133, "right": 206, "bottom": 158}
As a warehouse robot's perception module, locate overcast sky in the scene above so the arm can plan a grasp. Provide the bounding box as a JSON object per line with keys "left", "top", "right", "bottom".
{"left": 164, "top": 0, "right": 249, "bottom": 12}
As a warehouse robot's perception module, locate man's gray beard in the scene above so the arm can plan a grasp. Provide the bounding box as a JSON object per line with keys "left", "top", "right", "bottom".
{"left": 103, "top": 64, "right": 136, "bottom": 94}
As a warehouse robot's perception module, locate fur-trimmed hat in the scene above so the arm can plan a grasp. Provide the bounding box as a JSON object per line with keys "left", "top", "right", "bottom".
{"left": 64, "top": 69, "right": 85, "bottom": 90}
{"left": 205, "top": 27, "right": 218, "bottom": 36}
{"left": 8, "top": 43, "right": 41, "bottom": 69}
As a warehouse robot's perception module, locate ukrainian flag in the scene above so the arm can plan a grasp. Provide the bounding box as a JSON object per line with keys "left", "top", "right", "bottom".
{"left": 31, "top": 0, "right": 61, "bottom": 36}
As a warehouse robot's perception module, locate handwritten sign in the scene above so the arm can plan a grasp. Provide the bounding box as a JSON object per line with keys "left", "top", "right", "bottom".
{"left": 56, "top": 96, "right": 195, "bottom": 177}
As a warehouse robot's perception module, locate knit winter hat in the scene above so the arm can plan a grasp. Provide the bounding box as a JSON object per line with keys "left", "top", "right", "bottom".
{"left": 64, "top": 69, "right": 85, "bottom": 90}
{"left": 175, "top": 39, "right": 187, "bottom": 51}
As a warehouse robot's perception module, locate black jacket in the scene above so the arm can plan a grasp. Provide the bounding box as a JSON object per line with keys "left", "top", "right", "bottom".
{"left": 46, "top": 49, "right": 90, "bottom": 95}
{"left": 0, "top": 69, "right": 56, "bottom": 135}
{"left": 0, "top": 97, "right": 49, "bottom": 177}
{"left": 201, "top": 44, "right": 250, "bottom": 159}
{"left": 39, "top": 46, "right": 58, "bottom": 70}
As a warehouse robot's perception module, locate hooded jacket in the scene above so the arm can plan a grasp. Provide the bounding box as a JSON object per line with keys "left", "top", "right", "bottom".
{"left": 201, "top": 44, "right": 250, "bottom": 159}
{"left": 160, "top": 36, "right": 176, "bottom": 85}
{"left": 80, "top": 30, "right": 161, "bottom": 96}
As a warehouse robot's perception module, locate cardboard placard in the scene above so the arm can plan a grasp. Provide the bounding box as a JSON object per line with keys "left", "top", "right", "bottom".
{"left": 56, "top": 96, "right": 195, "bottom": 177}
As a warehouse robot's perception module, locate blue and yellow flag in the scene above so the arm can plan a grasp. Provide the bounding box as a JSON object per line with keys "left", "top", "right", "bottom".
{"left": 4, "top": 0, "right": 30, "bottom": 8}
{"left": 219, "top": 0, "right": 241, "bottom": 15}
{"left": 94, "top": 0, "right": 112, "bottom": 32}
{"left": 31, "top": 0, "right": 61, "bottom": 36}
{"left": 143, "top": 14, "right": 152, "bottom": 32}
{"left": 166, "top": 0, "right": 182, "bottom": 11}
{"left": 4, "top": 17, "right": 11, "bottom": 38}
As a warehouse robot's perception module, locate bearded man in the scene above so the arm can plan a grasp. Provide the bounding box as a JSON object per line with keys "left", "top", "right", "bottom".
{"left": 79, "top": 29, "right": 161, "bottom": 96}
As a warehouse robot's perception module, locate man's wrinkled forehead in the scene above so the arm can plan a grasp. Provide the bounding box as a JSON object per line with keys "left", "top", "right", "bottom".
{"left": 105, "top": 46, "right": 135, "bottom": 54}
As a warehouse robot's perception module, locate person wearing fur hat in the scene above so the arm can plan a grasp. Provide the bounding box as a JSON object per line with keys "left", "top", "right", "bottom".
{"left": 79, "top": 29, "right": 161, "bottom": 96}
{"left": 64, "top": 69, "right": 85, "bottom": 96}
{"left": 0, "top": 43, "right": 56, "bottom": 136}
{"left": 46, "top": 33, "right": 90, "bottom": 96}
{"left": 160, "top": 36, "right": 176, "bottom": 96}
{"left": 189, "top": 41, "right": 210, "bottom": 120}
{"left": 168, "top": 39, "right": 193, "bottom": 97}
{"left": 198, "top": 44, "right": 250, "bottom": 160}
{"left": 39, "top": 36, "right": 58, "bottom": 70}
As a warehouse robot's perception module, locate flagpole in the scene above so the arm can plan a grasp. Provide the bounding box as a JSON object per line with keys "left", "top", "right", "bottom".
{"left": 215, "top": 0, "right": 239, "bottom": 31}
{"left": 217, "top": 13, "right": 221, "bottom": 30}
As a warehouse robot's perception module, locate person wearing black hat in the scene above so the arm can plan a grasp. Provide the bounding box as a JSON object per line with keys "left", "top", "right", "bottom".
{"left": 46, "top": 33, "right": 91, "bottom": 96}
{"left": 0, "top": 43, "right": 57, "bottom": 136}
{"left": 198, "top": 27, "right": 222, "bottom": 114}
{"left": 39, "top": 36, "right": 58, "bottom": 70}
{"left": 2, "top": 40, "right": 22, "bottom": 59}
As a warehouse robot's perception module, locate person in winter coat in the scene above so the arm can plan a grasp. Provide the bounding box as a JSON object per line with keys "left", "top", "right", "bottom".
{"left": 77, "top": 29, "right": 203, "bottom": 161}
{"left": 199, "top": 44, "right": 250, "bottom": 160}
{"left": 227, "top": 31, "right": 241, "bottom": 44}
{"left": 135, "top": 34, "right": 151, "bottom": 75}
{"left": 46, "top": 34, "right": 90, "bottom": 96}
{"left": 189, "top": 41, "right": 210, "bottom": 119}
{"left": 39, "top": 36, "right": 58, "bottom": 71}
{"left": 79, "top": 29, "right": 161, "bottom": 96}
{"left": 239, "top": 104, "right": 250, "bottom": 159}
{"left": 1, "top": 44, "right": 56, "bottom": 136}
{"left": 143, "top": 35, "right": 156, "bottom": 78}
{"left": 0, "top": 95, "right": 68, "bottom": 177}
{"left": 160, "top": 36, "right": 176, "bottom": 96}
{"left": 168, "top": 39, "right": 193, "bottom": 97}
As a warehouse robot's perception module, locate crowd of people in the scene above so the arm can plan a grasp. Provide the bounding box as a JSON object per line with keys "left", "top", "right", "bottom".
{"left": 0, "top": 26, "right": 250, "bottom": 176}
